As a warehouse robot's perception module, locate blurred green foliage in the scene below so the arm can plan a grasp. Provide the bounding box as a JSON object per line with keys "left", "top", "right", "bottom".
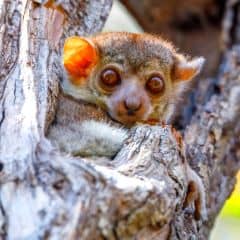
{"left": 211, "top": 172, "right": 240, "bottom": 240}
{"left": 221, "top": 171, "right": 240, "bottom": 218}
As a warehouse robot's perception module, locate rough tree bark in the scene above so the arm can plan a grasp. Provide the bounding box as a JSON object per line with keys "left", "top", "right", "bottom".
{"left": 0, "top": 0, "right": 239, "bottom": 240}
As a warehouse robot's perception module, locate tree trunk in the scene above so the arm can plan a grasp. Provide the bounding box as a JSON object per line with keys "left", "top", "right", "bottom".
{"left": 120, "top": 0, "right": 226, "bottom": 78}
{"left": 0, "top": 0, "right": 239, "bottom": 239}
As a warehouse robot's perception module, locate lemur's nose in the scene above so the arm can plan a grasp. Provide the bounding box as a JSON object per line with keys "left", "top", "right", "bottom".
{"left": 124, "top": 97, "right": 142, "bottom": 114}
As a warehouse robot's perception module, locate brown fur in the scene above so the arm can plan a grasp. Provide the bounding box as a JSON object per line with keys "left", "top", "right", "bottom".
{"left": 92, "top": 32, "right": 175, "bottom": 68}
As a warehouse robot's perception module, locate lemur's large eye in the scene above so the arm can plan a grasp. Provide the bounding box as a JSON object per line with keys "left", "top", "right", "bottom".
{"left": 146, "top": 75, "right": 165, "bottom": 95}
{"left": 100, "top": 68, "right": 121, "bottom": 87}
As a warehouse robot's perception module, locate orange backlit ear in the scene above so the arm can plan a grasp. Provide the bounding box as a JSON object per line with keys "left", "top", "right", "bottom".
{"left": 63, "top": 36, "right": 98, "bottom": 85}
{"left": 173, "top": 56, "right": 205, "bottom": 82}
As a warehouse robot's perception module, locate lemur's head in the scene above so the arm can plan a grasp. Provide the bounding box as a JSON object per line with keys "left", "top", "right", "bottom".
{"left": 63, "top": 32, "right": 204, "bottom": 126}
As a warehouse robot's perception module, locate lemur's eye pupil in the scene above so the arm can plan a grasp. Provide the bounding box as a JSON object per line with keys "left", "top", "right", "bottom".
{"left": 146, "top": 76, "right": 165, "bottom": 94}
{"left": 101, "top": 69, "right": 120, "bottom": 86}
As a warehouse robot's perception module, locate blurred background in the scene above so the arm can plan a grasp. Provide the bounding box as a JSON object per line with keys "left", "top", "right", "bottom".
{"left": 103, "top": 1, "right": 240, "bottom": 239}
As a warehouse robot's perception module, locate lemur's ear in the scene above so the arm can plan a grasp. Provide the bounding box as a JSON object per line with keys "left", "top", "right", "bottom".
{"left": 63, "top": 36, "right": 98, "bottom": 85}
{"left": 173, "top": 56, "right": 205, "bottom": 82}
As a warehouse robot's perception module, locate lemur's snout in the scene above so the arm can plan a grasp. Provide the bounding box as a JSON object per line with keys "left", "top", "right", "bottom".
{"left": 124, "top": 97, "right": 142, "bottom": 115}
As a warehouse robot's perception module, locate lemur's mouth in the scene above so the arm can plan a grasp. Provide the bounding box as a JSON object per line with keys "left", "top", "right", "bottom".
{"left": 127, "top": 109, "right": 136, "bottom": 116}
{"left": 107, "top": 110, "right": 146, "bottom": 127}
